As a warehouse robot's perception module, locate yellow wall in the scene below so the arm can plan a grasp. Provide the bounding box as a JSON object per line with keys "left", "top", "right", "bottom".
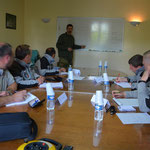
{"left": 0, "top": 0, "right": 24, "bottom": 50}
{"left": 2, "top": 0, "right": 150, "bottom": 75}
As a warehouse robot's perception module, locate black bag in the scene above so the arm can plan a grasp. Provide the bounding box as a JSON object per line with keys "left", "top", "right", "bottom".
{"left": 0, "top": 112, "right": 38, "bottom": 142}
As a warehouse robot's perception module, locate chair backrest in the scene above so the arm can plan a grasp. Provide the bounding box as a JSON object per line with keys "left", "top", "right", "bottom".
{"left": 31, "top": 50, "right": 40, "bottom": 66}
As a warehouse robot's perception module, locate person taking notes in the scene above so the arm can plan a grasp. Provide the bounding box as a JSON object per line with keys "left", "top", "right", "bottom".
{"left": 35, "top": 47, "right": 66, "bottom": 76}
{"left": 116, "top": 54, "right": 144, "bottom": 86}
{"left": 9, "top": 44, "right": 45, "bottom": 89}
{"left": 112, "top": 52, "right": 149, "bottom": 100}
{"left": 0, "top": 43, "right": 27, "bottom": 106}
{"left": 138, "top": 50, "right": 150, "bottom": 112}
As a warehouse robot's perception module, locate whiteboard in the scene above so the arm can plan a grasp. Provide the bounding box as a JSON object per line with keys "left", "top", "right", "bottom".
{"left": 56, "top": 17, "right": 124, "bottom": 52}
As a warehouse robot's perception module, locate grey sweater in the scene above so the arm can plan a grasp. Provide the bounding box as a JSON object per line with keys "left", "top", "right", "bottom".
{"left": 125, "top": 66, "right": 145, "bottom": 97}
{"left": 127, "top": 66, "right": 145, "bottom": 90}
{"left": 138, "top": 82, "right": 150, "bottom": 112}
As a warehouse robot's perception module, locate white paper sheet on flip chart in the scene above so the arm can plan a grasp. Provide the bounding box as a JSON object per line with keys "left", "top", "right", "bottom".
{"left": 116, "top": 113, "right": 150, "bottom": 124}
{"left": 113, "top": 98, "right": 139, "bottom": 107}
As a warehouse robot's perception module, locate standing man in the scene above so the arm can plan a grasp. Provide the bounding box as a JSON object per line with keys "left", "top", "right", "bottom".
{"left": 56, "top": 24, "right": 86, "bottom": 69}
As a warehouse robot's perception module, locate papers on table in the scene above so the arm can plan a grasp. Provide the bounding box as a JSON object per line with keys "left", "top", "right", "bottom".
{"left": 88, "top": 76, "right": 117, "bottom": 83}
{"left": 114, "top": 81, "right": 131, "bottom": 88}
{"left": 6, "top": 92, "right": 39, "bottom": 107}
{"left": 94, "top": 76, "right": 103, "bottom": 83}
{"left": 118, "top": 106, "right": 136, "bottom": 112}
{"left": 116, "top": 113, "right": 150, "bottom": 124}
{"left": 113, "top": 98, "right": 139, "bottom": 107}
{"left": 39, "top": 82, "right": 63, "bottom": 89}
{"left": 74, "top": 76, "right": 85, "bottom": 80}
{"left": 73, "top": 69, "right": 81, "bottom": 76}
{"left": 59, "top": 72, "right": 68, "bottom": 75}
{"left": 39, "top": 83, "right": 47, "bottom": 88}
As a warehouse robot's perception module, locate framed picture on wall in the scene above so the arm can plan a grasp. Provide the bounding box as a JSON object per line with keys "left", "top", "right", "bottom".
{"left": 6, "top": 13, "right": 16, "bottom": 29}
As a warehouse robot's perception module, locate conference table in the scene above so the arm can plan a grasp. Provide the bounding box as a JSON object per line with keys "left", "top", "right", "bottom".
{"left": 0, "top": 68, "right": 150, "bottom": 150}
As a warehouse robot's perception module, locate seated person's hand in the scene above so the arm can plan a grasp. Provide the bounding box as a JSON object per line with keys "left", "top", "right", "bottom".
{"left": 12, "top": 90, "right": 27, "bottom": 102}
{"left": 81, "top": 45, "right": 86, "bottom": 49}
{"left": 0, "top": 91, "right": 9, "bottom": 97}
{"left": 40, "top": 76, "right": 45, "bottom": 83}
{"left": 59, "top": 68, "right": 66, "bottom": 72}
{"left": 68, "top": 48, "right": 73, "bottom": 52}
{"left": 115, "top": 77, "right": 127, "bottom": 83}
{"left": 112, "top": 90, "right": 126, "bottom": 98}
{"left": 37, "top": 76, "right": 45, "bottom": 85}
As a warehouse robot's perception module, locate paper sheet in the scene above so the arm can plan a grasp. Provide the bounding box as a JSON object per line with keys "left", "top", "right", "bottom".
{"left": 118, "top": 106, "right": 136, "bottom": 112}
{"left": 94, "top": 77, "right": 103, "bottom": 83}
{"left": 113, "top": 98, "right": 139, "bottom": 107}
{"left": 88, "top": 76, "right": 117, "bottom": 83}
{"left": 74, "top": 76, "right": 85, "bottom": 80}
{"left": 39, "top": 82, "right": 63, "bottom": 89}
{"left": 73, "top": 69, "right": 81, "bottom": 76}
{"left": 59, "top": 72, "right": 68, "bottom": 75}
{"left": 6, "top": 92, "right": 39, "bottom": 107}
{"left": 116, "top": 113, "right": 150, "bottom": 124}
{"left": 114, "top": 81, "right": 131, "bottom": 88}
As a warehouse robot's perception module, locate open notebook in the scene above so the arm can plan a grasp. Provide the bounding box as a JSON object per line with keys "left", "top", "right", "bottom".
{"left": 113, "top": 98, "right": 139, "bottom": 107}
{"left": 114, "top": 81, "right": 131, "bottom": 88}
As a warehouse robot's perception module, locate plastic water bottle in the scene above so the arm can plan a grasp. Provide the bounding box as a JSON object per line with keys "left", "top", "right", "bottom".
{"left": 46, "top": 110, "right": 54, "bottom": 134}
{"left": 103, "top": 73, "right": 110, "bottom": 93}
{"left": 46, "top": 83, "right": 55, "bottom": 110}
{"left": 94, "top": 91, "right": 104, "bottom": 121}
{"left": 68, "top": 70, "right": 74, "bottom": 90}
{"left": 68, "top": 65, "right": 72, "bottom": 71}
{"left": 68, "top": 90, "right": 73, "bottom": 107}
{"left": 93, "top": 120, "right": 103, "bottom": 147}
{"left": 98, "top": 61, "right": 102, "bottom": 76}
{"left": 104, "top": 61, "right": 108, "bottom": 73}
{"left": 47, "top": 110, "right": 55, "bottom": 124}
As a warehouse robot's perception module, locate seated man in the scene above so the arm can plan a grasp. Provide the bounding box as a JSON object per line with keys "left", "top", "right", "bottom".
{"left": 9, "top": 44, "right": 44, "bottom": 89}
{"left": 138, "top": 50, "right": 150, "bottom": 112}
{"left": 116, "top": 54, "right": 144, "bottom": 86}
{"left": 35, "top": 47, "right": 66, "bottom": 76}
{"left": 0, "top": 43, "right": 17, "bottom": 95}
{"left": 0, "top": 43, "right": 27, "bottom": 106}
{"left": 112, "top": 53, "right": 147, "bottom": 99}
